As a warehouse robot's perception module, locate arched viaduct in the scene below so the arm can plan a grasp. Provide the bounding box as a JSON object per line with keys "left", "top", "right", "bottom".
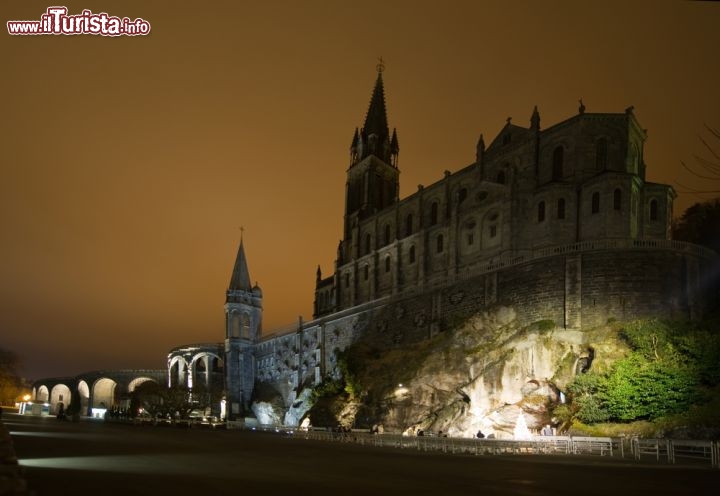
{"left": 32, "top": 370, "right": 166, "bottom": 417}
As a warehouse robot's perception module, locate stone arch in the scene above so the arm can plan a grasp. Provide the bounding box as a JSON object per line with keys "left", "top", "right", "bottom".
{"left": 168, "top": 356, "right": 189, "bottom": 387}
{"left": 92, "top": 377, "right": 117, "bottom": 410}
{"left": 50, "top": 384, "right": 71, "bottom": 414}
{"left": 190, "top": 352, "right": 223, "bottom": 389}
{"left": 36, "top": 385, "right": 49, "bottom": 402}
{"left": 128, "top": 377, "right": 157, "bottom": 393}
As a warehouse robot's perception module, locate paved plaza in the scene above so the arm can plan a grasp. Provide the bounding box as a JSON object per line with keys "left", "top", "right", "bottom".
{"left": 5, "top": 414, "right": 718, "bottom": 495}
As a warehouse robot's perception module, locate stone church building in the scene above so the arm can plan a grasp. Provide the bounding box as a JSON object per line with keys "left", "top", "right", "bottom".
{"left": 34, "top": 66, "right": 716, "bottom": 421}
{"left": 205, "top": 66, "right": 717, "bottom": 421}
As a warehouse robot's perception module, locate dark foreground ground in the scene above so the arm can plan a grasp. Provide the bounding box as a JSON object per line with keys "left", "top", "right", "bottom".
{"left": 5, "top": 414, "right": 719, "bottom": 496}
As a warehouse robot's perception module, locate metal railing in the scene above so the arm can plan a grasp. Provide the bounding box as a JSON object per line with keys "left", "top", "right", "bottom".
{"left": 631, "top": 438, "right": 720, "bottom": 467}
{"left": 285, "top": 429, "right": 719, "bottom": 468}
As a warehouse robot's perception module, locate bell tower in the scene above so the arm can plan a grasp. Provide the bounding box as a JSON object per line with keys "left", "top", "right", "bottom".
{"left": 344, "top": 60, "right": 400, "bottom": 242}
{"left": 224, "top": 231, "right": 262, "bottom": 419}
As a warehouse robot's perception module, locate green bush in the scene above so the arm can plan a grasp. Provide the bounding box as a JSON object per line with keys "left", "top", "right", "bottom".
{"left": 562, "top": 319, "right": 719, "bottom": 425}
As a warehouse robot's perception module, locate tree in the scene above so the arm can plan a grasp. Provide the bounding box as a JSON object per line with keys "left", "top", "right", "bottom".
{"left": 673, "top": 123, "right": 720, "bottom": 253}
{"left": 560, "top": 320, "right": 720, "bottom": 425}
{"left": 0, "top": 348, "right": 23, "bottom": 406}
{"left": 675, "top": 123, "right": 720, "bottom": 196}
{"left": 672, "top": 197, "right": 720, "bottom": 254}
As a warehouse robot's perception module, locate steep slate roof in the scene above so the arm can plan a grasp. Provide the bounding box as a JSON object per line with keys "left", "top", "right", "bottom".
{"left": 363, "top": 71, "right": 389, "bottom": 139}
{"left": 229, "top": 237, "right": 252, "bottom": 291}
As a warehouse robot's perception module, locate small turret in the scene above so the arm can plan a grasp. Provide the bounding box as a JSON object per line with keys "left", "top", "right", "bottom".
{"left": 476, "top": 133, "right": 485, "bottom": 165}
{"left": 530, "top": 105, "right": 540, "bottom": 130}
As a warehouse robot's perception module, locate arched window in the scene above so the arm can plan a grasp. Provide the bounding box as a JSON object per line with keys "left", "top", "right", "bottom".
{"left": 409, "top": 245, "right": 416, "bottom": 264}
{"left": 591, "top": 192, "right": 600, "bottom": 214}
{"left": 230, "top": 312, "right": 240, "bottom": 338}
{"left": 538, "top": 201, "right": 546, "bottom": 222}
{"left": 650, "top": 199, "right": 658, "bottom": 221}
{"left": 365, "top": 234, "right": 371, "bottom": 255}
{"left": 405, "top": 214, "right": 413, "bottom": 236}
{"left": 241, "top": 313, "right": 251, "bottom": 339}
{"left": 613, "top": 188, "right": 622, "bottom": 211}
{"left": 384, "top": 224, "right": 391, "bottom": 245}
{"left": 364, "top": 265, "right": 369, "bottom": 280}
{"left": 596, "top": 138, "right": 607, "bottom": 169}
{"left": 552, "top": 146, "right": 564, "bottom": 181}
{"left": 557, "top": 198, "right": 566, "bottom": 220}
{"left": 385, "top": 255, "right": 391, "bottom": 273}
{"left": 484, "top": 213, "right": 499, "bottom": 241}
{"left": 458, "top": 188, "right": 468, "bottom": 204}
{"left": 437, "top": 234, "right": 444, "bottom": 253}
{"left": 344, "top": 273, "right": 350, "bottom": 288}
{"left": 430, "top": 202, "right": 439, "bottom": 225}
{"left": 497, "top": 171, "right": 506, "bottom": 185}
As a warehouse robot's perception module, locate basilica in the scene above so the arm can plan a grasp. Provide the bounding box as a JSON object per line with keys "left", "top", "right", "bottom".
{"left": 33, "top": 66, "right": 718, "bottom": 422}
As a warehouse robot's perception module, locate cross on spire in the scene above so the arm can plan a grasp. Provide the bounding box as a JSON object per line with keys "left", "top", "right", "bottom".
{"left": 376, "top": 56, "right": 385, "bottom": 74}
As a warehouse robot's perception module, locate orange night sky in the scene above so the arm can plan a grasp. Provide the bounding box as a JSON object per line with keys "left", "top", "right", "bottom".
{"left": 1, "top": 0, "right": 719, "bottom": 380}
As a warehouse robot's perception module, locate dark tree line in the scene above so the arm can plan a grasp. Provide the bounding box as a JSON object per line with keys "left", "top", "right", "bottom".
{"left": 672, "top": 197, "right": 720, "bottom": 254}
{"left": 0, "top": 348, "right": 24, "bottom": 406}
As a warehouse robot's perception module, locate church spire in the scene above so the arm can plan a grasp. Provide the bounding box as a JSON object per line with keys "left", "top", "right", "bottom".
{"left": 353, "top": 58, "right": 396, "bottom": 166}
{"left": 363, "top": 61, "right": 389, "bottom": 140}
{"left": 229, "top": 231, "right": 252, "bottom": 292}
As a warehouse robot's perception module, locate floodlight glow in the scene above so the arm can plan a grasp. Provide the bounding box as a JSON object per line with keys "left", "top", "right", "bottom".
{"left": 91, "top": 408, "right": 107, "bottom": 418}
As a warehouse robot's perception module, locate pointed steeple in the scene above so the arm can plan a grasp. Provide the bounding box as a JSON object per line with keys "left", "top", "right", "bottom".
{"left": 530, "top": 105, "right": 540, "bottom": 130}
{"left": 229, "top": 233, "right": 252, "bottom": 292}
{"left": 363, "top": 62, "right": 389, "bottom": 139}
{"left": 353, "top": 59, "right": 396, "bottom": 165}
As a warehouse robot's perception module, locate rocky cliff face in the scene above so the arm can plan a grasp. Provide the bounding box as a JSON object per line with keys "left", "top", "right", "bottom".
{"left": 254, "top": 306, "right": 628, "bottom": 438}
{"left": 376, "top": 307, "right": 625, "bottom": 439}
